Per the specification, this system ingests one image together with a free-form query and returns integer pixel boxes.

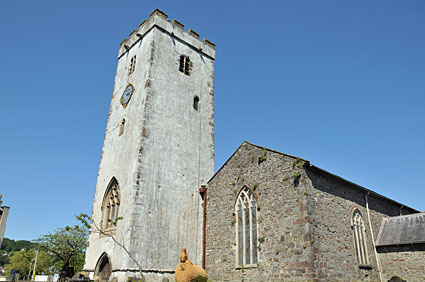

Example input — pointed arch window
[235,186,258,266]
[102,178,120,231]
[351,208,369,266]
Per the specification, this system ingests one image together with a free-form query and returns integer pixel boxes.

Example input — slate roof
[376,213,425,246]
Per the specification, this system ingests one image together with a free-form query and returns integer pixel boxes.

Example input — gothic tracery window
[352,208,369,265]
[102,178,120,231]
[235,186,258,266]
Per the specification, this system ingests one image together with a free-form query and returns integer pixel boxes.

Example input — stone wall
[128,15,215,272]
[84,9,215,282]
[305,167,415,281]
[378,244,425,282]
[205,142,420,281]
[206,143,315,281]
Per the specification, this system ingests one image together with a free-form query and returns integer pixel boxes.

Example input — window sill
[235,264,258,269]
[358,264,372,270]
[99,228,117,237]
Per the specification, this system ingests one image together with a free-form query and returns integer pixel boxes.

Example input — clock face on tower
[120,84,135,108]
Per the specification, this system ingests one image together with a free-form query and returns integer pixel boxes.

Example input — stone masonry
[205,142,420,281]
[378,244,425,281]
[84,9,215,282]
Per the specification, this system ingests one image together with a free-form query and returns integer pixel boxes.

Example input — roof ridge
[383,212,425,221]
[243,141,309,162]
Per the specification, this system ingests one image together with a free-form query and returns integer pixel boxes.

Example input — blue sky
[0,0,424,240]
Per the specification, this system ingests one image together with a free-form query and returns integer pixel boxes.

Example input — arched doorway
[95,253,111,282]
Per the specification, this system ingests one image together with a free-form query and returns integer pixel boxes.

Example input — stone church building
[205,142,425,281]
[84,9,425,282]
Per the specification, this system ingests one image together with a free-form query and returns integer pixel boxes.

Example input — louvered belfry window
[128,56,136,75]
[179,55,192,75]
[235,186,258,266]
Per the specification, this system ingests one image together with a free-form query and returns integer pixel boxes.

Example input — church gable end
[206,142,316,280]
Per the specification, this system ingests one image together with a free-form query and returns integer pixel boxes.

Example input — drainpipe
[365,192,383,282]
[199,184,208,269]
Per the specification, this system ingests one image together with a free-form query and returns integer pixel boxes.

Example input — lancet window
[193,96,200,111]
[235,186,258,266]
[352,208,369,265]
[119,119,125,136]
[102,178,120,231]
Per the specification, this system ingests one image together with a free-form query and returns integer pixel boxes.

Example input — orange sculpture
[175,248,208,282]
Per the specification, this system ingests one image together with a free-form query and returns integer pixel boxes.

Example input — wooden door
[98,257,111,282]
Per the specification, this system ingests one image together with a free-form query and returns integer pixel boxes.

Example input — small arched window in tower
[128,56,136,75]
[102,178,120,232]
[119,119,125,136]
[179,55,192,75]
[235,186,258,266]
[351,208,369,266]
[193,96,200,111]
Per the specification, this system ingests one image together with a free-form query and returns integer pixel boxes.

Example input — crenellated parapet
[118,9,215,60]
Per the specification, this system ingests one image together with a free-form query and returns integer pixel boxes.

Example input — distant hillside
[1,238,35,253]
[0,238,36,267]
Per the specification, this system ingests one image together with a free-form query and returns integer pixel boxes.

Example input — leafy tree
[1,238,37,270]
[4,249,52,278]
[36,224,88,282]
[0,250,10,267]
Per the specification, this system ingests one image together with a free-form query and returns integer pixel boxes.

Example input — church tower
[84,9,215,282]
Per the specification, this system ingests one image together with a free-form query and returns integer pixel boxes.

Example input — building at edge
[0,195,10,249]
